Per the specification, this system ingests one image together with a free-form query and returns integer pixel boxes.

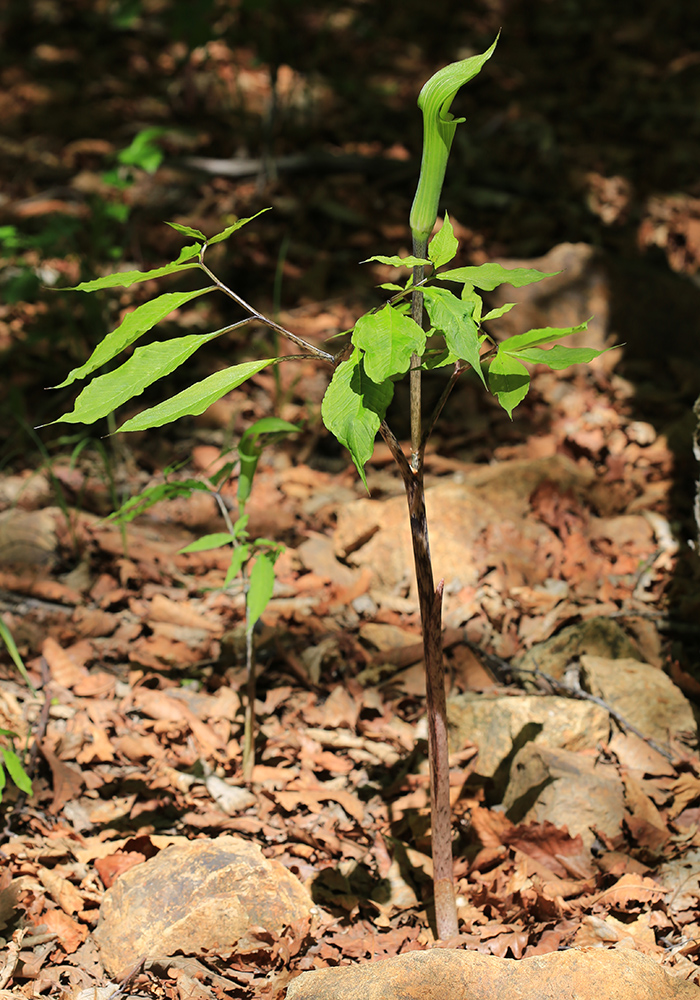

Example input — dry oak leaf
[37,908,87,954]
[37,868,83,917]
[590,872,668,910]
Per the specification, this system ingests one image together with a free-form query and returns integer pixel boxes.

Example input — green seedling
[44,38,611,938]
[0,728,33,804]
[106,419,297,781]
[0,621,36,804]
[178,416,298,781]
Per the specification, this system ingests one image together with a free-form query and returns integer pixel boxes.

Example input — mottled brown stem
[380,359,459,938]
[409,237,427,471]
[404,467,458,940]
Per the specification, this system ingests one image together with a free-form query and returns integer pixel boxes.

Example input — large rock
[95,836,313,975]
[448,692,609,778]
[580,655,697,746]
[286,947,700,1000]
[334,455,594,602]
[501,744,625,848]
[514,617,642,682]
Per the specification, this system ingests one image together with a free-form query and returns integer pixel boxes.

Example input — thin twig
[198,248,335,362]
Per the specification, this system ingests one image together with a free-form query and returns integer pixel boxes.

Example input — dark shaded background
[2,0,700,633]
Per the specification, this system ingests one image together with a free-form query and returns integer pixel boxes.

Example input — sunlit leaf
[116,358,278,432]
[361,254,431,268]
[179,532,237,554]
[52,287,213,388]
[321,347,394,490]
[352,306,426,382]
[65,254,200,292]
[499,320,590,352]
[224,545,250,587]
[428,213,458,269]
[166,221,206,241]
[1,748,32,795]
[51,329,222,425]
[206,208,272,245]
[504,343,611,369]
[435,263,557,291]
[482,302,516,321]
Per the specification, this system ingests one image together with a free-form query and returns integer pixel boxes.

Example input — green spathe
[410,37,499,244]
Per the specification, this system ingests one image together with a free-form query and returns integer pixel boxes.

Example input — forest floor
[2,3,700,998]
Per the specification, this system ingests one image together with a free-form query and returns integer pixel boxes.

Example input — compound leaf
[499,320,590,353]
[362,254,431,268]
[52,287,213,388]
[51,329,222,425]
[166,221,207,241]
[1,748,32,795]
[179,532,237,554]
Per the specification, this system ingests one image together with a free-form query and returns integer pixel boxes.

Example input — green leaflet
[116,358,278,433]
[107,479,210,524]
[321,347,394,490]
[482,302,516,322]
[352,306,426,382]
[499,320,590,352]
[52,287,214,388]
[410,37,499,243]
[362,254,431,268]
[238,417,299,509]
[207,208,272,246]
[428,213,458,269]
[0,619,36,695]
[422,286,485,386]
[65,249,200,292]
[487,352,531,418]
[1,748,32,795]
[505,344,609,370]
[166,221,207,241]
[51,329,222,425]
[435,263,557,291]
[246,550,277,631]
[179,532,237,554]
[224,545,250,588]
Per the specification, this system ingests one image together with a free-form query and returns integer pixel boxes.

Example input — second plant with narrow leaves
[46,38,609,939]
